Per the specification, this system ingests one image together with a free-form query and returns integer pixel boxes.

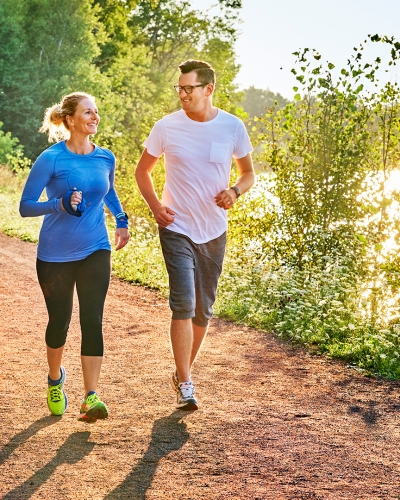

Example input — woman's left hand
[115,228,130,250]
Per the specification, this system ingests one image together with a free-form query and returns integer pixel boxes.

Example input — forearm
[19,198,62,217]
[232,170,255,196]
[104,188,124,216]
[135,169,162,214]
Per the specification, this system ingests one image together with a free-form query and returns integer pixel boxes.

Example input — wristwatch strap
[230,186,240,198]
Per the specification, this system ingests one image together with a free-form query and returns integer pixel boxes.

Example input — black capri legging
[36,250,111,356]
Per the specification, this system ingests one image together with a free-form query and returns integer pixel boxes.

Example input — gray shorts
[159,228,227,327]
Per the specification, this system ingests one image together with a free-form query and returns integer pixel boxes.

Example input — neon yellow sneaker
[78,392,108,422]
[47,366,68,416]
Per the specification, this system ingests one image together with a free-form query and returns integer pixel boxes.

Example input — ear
[205,83,214,97]
[66,115,74,127]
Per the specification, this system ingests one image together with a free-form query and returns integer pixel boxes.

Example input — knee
[193,306,213,327]
[45,326,68,349]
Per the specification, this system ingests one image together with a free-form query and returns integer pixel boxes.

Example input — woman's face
[68,98,100,137]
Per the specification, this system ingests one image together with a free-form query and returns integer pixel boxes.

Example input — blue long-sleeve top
[20,140,126,262]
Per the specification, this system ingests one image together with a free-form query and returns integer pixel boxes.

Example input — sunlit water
[247,169,400,324]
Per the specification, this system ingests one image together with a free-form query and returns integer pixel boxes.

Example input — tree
[241,86,290,118]
[128,0,242,112]
[0,0,107,158]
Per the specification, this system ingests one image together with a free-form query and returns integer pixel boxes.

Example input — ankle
[48,368,62,384]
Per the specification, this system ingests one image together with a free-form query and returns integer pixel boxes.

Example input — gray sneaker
[176,381,198,411]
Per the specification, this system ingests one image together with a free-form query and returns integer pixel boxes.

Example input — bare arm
[214,153,255,209]
[135,148,176,227]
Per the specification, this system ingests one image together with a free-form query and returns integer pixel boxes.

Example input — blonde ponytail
[40,103,70,142]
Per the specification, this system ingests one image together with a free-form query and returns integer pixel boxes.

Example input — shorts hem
[171,311,195,320]
[192,318,210,327]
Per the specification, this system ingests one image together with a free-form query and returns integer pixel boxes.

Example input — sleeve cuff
[116,219,129,229]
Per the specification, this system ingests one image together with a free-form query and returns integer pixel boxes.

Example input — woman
[20,92,130,422]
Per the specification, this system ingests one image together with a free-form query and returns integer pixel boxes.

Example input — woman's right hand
[60,188,82,212]
[70,188,82,210]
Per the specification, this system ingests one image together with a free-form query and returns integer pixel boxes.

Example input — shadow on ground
[2,431,95,500]
[0,415,61,465]
[105,411,189,500]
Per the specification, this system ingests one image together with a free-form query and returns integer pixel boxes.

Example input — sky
[190,0,400,98]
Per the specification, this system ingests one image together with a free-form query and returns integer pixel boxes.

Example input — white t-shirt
[143,109,253,243]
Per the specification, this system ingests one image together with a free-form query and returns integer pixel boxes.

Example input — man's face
[178,71,211,113]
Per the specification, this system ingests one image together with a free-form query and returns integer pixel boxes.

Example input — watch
[116,211,129,220]
[230,186,240,199]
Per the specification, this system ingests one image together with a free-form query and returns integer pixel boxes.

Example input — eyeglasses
[173,84,208,94]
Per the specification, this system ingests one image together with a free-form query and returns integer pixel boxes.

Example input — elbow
[19,200,34,218]
[19,203,28,217]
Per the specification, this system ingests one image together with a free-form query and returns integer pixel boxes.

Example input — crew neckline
[182,108,220,124]
[61,140,97,157]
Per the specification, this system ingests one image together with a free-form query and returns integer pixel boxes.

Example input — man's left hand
[115,228,130,250]
[214,188,237,210]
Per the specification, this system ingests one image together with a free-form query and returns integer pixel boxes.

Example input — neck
[65,134,94,155]
[184,105,218,122]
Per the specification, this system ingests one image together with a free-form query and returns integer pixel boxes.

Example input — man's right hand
[153,204,176,227]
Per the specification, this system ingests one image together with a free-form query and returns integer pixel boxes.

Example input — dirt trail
[0,233,400,500]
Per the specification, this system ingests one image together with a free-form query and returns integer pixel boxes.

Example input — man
[135,59,254,411]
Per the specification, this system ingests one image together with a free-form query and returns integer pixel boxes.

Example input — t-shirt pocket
[209,142,230,163]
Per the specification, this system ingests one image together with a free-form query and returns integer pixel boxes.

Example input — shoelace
[48,386,62,403]
[179,383,195,398]
[85,394,100,406]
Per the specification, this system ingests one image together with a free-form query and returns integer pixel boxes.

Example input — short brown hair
[40,92,95,142]
[178,59,216,86]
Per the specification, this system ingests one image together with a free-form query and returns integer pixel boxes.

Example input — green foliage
[0,167,42,241]
[111,218,168,292]
[216,247,400,378]
[0,0,243,162]
[241,86,290,119]
[0,0,107,158]
[251,46,379,271]
[0,122,20,165]
[0,123,32,174]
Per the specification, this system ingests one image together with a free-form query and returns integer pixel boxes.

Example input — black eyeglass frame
[173,83,209,94]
